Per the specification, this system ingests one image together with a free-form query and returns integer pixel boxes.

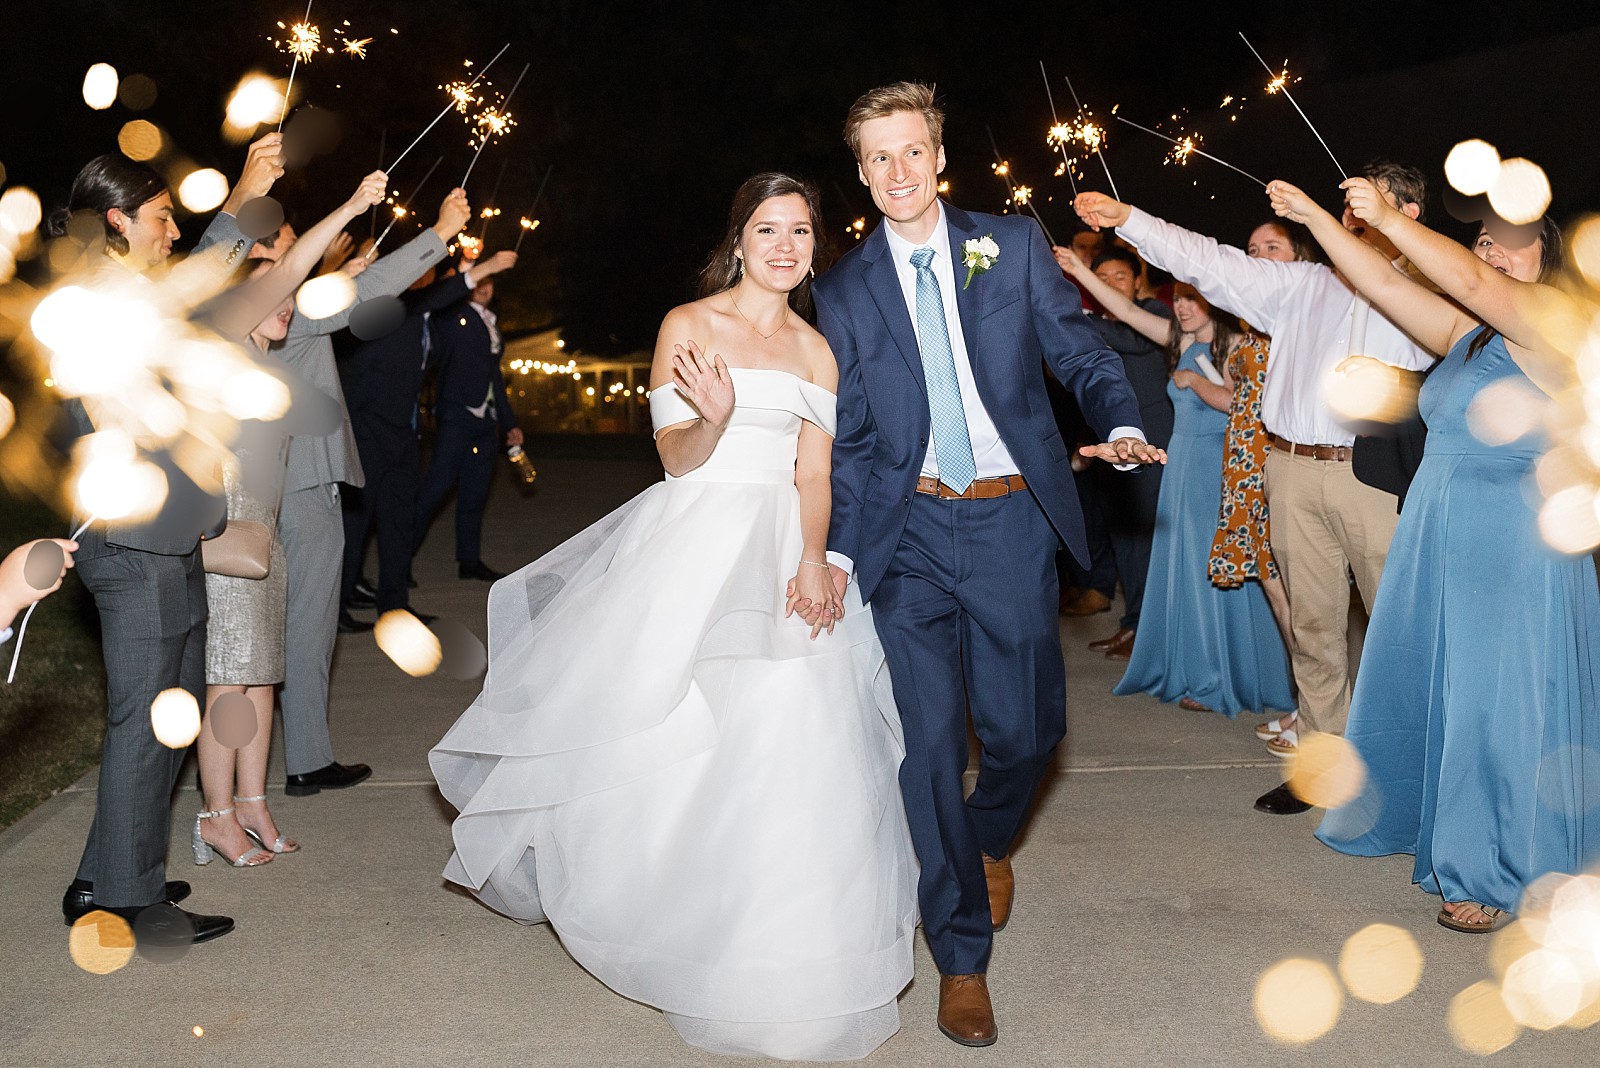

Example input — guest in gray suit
[240,187,472,796]
[52,139,302,940]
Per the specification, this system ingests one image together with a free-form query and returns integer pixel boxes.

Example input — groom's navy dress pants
[869,487,1066,977]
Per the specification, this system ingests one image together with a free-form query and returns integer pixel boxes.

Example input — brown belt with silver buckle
[915,474,1029,499]
[1269,434,1353,462]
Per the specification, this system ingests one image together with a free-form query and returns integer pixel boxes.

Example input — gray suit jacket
[196,215,449,493]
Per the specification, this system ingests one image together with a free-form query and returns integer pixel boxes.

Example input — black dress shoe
[458,560,505,582]
[1254,782,1313,815]
[63,879,192,925]
[353,577,378,599]
[286,761,373,797]
[337,610,375,634]
[347,584,377,609]
[93,902,234,944]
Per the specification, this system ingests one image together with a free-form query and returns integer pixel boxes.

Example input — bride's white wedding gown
[430,368,918,1060]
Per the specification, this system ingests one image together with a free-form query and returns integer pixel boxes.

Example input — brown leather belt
[1269,433,1353,462]
[915,474,1029,499]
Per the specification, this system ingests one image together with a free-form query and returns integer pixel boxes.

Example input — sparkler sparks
[443,80,480,115]
[1239,33,1346,179]
[343,37,372,58]
[1114,115,1266,188]
[386,43,509,172]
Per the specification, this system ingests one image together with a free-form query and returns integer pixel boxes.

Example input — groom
[814,82,1163,1047]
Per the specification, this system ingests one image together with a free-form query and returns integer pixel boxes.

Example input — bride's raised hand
[671,340,734,429]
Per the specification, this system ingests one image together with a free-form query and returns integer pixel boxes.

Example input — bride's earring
[808,266,815,280]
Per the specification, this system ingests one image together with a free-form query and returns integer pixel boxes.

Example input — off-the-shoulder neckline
[657,366,836,399]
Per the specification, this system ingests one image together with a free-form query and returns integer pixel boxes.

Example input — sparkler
[1041,63,1120,200]
[368,156,443,258]
[386,43,510,172]
[1114,115,1266,187]
[476,157,511,243]
[1037,63,1079,197]
[461,62,530,188]
[343,37,372,58]
[276,0,318,132]
[1239,33,1347,180]
[513,165,554,253]
[984,126,1056,246]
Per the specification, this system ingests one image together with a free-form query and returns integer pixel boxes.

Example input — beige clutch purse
[201,519,272,579]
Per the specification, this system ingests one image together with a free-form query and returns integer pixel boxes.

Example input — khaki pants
[1264,450,1400,735]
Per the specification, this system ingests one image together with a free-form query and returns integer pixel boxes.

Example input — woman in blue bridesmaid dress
[1269,176,1599,933]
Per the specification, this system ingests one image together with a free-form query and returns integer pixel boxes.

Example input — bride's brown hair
[698,173,831,322]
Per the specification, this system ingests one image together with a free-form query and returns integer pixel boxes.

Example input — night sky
[6,0,1598,353]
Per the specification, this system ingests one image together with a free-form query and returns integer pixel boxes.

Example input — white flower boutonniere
[961,235,1000,290]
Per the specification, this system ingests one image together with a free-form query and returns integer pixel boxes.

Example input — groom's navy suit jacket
[814,203,1144,601]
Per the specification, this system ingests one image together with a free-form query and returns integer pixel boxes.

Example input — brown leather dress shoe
[983,853,1014,931]
[1087,626,1133,652]
[1104,630,1136,661]
[938,973,997,1046]
[1060,588,1113,616]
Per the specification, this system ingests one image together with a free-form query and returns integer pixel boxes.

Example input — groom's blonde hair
[844,82,943,162]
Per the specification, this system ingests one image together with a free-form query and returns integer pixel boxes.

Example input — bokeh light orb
[1538,485,1600,554]
[82,63,119,110]
[178,169,229,214]
[1449,980,1522,1054]
[225,75,286,137]
[150,688,201,749]
[1253,958,1343,1045]
[1444,139,1501,197]
[375,610,442,677]
[1501,947,1585,1030]
[1338,923,1423,1004]
[0,391,14,441]
[1572,217,1600,289]
[0,186,43,236]
[1466,377,1547,446]
[220,368,292,421]
[1487,158,1552,227]
[69,910,135,975]
[117,120,164,162]
[295,272,358,320]
[1287,732,1367,809]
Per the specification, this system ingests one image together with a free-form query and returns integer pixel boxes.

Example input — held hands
[320,231,355,275]
[1073,192,1132,232]
[1265,180,1320,225]
[1051,245,1089,278]
[476,250,518,278]
[786,562,843,639]
[1078,437,1167,465]
[344,171,389,216]
[671,340,734,429]
[1339,177,1396,231]
[223,133,286,215]
[433,188,472,240]
[0,539,77,628]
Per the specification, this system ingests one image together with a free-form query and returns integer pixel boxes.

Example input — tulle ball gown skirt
[431,462,918,1060]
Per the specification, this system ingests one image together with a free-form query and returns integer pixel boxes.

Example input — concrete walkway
[0,452,1590,1066]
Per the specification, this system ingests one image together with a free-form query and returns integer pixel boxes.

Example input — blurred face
[472,277,495,304]
[1071,231,1105,263]
[1093,258,1137,301]
[1172,284,1212,332]
[856,110,946,240]
[1247,224,1296,262]
[248,261,294,342]
[1473,229,1543,283]
[111,191,179,270]
[736,193,814,293]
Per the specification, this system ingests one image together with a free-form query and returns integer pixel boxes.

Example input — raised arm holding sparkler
[1268,177,1574,395]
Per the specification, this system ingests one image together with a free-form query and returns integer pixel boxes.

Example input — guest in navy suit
[413,258,523,581]
[343,250,518,613]
[813,82,1164,1047]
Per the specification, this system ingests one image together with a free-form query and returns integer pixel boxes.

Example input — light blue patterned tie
[910,247,977,493]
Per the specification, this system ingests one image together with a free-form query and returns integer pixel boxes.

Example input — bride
[430,173,918,1060]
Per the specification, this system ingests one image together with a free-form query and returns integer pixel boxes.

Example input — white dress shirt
[1119,206,1432,447]
[883,203,1021,480]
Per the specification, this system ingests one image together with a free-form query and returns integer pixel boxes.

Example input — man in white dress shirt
[1075,161,1435,815]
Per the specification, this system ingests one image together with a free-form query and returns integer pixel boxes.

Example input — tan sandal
[1438,901,1504,933]
[1179,697,1214,713]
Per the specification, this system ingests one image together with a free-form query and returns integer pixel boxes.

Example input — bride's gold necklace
[729,290,788,341]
